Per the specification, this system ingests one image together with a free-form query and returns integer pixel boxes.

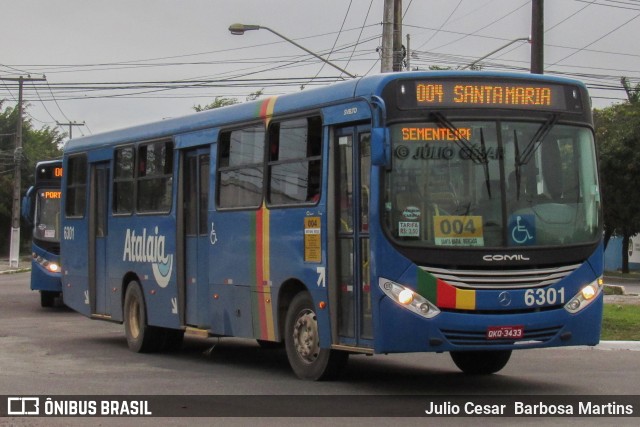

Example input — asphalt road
[1,272,639,426]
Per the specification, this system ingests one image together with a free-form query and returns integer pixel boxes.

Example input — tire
[284,291,348,380]
[450,350,512,375]
[123,281,163,353]
[40,291,56,308]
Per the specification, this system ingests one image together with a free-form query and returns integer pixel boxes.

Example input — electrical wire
[549,10,640,66]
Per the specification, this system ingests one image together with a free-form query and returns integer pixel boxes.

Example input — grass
[601,303,640,341]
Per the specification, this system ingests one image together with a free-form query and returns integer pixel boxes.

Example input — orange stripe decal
[255,206,275,340]
[259,96,277,124]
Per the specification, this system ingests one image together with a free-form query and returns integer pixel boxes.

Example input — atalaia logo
[122,226,173,288]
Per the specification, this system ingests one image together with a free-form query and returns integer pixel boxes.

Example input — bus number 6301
[524,288,565,306]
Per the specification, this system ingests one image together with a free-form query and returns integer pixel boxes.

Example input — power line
[575,0,640,11]
[549,10,640,66]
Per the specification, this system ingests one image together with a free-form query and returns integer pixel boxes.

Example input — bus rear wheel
[450,350,512,375]
[123,281,164,353]
[284,291,348,380]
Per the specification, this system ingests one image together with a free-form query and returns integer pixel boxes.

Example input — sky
[1,0,639,139]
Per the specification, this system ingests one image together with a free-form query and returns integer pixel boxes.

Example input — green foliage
[602,303,640,341]
[193,96,239,112]
[621,77,640,104]
[193,90,264,112]
[594,100,640,272]
[0,101,64,255]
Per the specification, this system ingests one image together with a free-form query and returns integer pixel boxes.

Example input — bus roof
[63,71,587,154]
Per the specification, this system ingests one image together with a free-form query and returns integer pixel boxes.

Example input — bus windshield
[34,188,61,243]
[384,119,600,248]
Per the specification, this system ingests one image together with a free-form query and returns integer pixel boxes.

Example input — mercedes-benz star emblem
[498,291,512,307]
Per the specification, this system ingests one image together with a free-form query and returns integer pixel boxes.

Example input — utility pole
[406,34,411,71]
[392,0,403,72]
[531,0,544,74]
[57,121,85,139]
[381,0,394,72]
[381,0,403,72]
[0,75,47,268]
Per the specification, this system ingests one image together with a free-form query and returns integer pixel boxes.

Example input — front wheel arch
[123,280,164,353]
[284,291,348,380]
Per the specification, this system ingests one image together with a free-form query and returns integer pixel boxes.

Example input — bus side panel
[268,207,330,344]
[209,210,261,338]
[61,217,91,317]
[209,206,328,343]
[113,214,181,329]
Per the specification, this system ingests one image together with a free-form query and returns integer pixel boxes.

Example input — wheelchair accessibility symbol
[509,214,536,245]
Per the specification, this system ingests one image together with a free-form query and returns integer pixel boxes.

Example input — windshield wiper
[432,113,494,199]
[479,127,492,199]
[513,130,521,200]
[432,112,486,165]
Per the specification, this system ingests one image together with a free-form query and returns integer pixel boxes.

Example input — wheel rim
[292,308,320,364]
[128,298,141,339]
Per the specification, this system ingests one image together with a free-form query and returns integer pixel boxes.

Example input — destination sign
[37,165,63,180]
[43,191,62,199]
[397,79,581,112]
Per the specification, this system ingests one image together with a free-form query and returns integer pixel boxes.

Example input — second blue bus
[22,160,63,307]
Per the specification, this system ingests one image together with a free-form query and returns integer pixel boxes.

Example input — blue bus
[22,160,63,307]
[61,71,603,379]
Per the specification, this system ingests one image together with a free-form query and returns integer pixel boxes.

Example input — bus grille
[440,326,562,346]
[422,264,580,290]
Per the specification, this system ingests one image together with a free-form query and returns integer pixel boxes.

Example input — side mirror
[371,127,391,168]
[21,186,34,226]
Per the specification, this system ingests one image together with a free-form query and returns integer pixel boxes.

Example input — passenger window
[268,116,322,206]
[218,125,265,209]
[137,140,173,213]
[64,154,87,218]
[113,146,135,214]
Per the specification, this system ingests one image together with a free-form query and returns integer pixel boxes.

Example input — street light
[460,37,531,71]
[228,23,356,78]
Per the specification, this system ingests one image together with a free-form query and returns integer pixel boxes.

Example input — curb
[596,341,640,351]
[0,267,31,275]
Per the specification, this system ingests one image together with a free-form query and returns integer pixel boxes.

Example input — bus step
[185,327,210,338]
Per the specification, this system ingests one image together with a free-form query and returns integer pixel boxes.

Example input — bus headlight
[564,278,603,314]
[379,278,441,319]
[33,252,61,274]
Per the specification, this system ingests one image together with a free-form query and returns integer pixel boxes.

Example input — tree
[193,90,264,112]
[0,102,64,255]
[193,96,239,112]
[594,90,640,273]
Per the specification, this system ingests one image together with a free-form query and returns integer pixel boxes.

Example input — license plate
[486,325,524,340]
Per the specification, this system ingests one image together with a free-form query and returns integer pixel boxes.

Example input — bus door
[334,126,373,348]
[89,162,110,316]
[182,148,210,327]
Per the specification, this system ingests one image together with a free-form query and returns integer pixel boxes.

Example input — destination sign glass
[398,79,582,112]
[42,190,62,199]
[37,165,63,180]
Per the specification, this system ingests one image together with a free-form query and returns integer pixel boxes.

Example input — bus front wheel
[284,291,348,380]
[123,281,163,353]
[450,350,512,375]
[40,291,57,308]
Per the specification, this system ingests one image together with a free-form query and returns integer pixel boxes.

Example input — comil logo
[122,227,173,288]
[482,254,530,262]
